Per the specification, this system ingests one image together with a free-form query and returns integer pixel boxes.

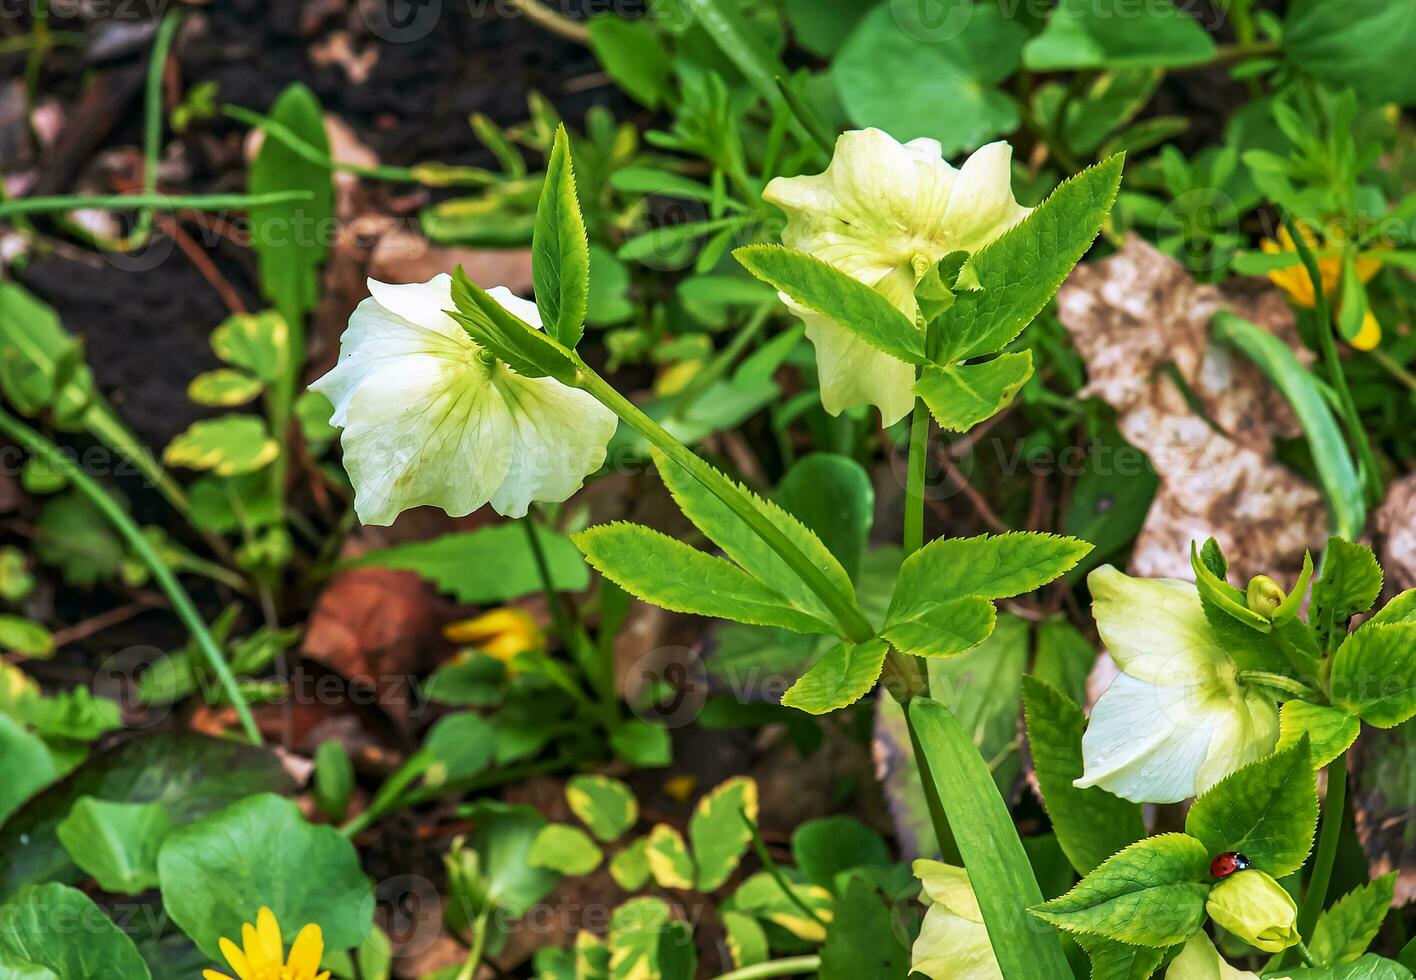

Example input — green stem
[119,10,182,251]
[0,409,261,744]
[903,395,930,558]
[571,359,876,645]
[0,191,313,219]
[740,808,828,928]
[712,956,821,980]
[1367,348,1416,394]
[1297,751,1348,941]
[523,517,614,712]
[454,908,491,980]
[1293,940,1317,968]
[1235,670,1322,702]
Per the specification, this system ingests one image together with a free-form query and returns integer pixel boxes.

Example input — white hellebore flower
[311,275,617,526]
[1075,565,1279,804]
[762,128,1031,425]
[1165,934,1278,980]
[909,861,1002,980]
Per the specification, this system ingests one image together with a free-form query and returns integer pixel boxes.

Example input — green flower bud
[1246,575,1286,618]
[1206,870,1299,952]
[442,835,491,935]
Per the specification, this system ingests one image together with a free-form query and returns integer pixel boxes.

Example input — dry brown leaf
[1056,236,1326,583]
[1375,472,1416,592]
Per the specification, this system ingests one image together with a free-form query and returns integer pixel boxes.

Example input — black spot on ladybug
[1210,851,1252,879]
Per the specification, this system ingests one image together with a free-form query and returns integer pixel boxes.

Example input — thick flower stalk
[204,907,329,980]
[909,860,1003,980]
[762,128,1031,424]
[311,275,617,525]
[1074,565,1279,803]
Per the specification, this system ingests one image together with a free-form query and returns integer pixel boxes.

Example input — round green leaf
[188,369,264,407]
[56,797,173,895]
[156,793,373,959]
[0,884,151,980]
[566,774,638,843]
[163,415,279,476]
[528,824,603,876]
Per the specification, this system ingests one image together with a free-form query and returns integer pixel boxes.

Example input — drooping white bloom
[762,128,1031,424]
[909,861,1002,980]
[311,274,617,526]
[1074,565,1280,804]
[1165,934,1269,980]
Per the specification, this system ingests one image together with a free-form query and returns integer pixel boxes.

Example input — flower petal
[1088,565,1227,685]
[913,860,982,923]
[792,300,916,425]
[286,923,325,979]
[910,903,1003,980]
[255,908,283,968]
[940,142,1031,253]
[218,936,253,980]
[764,128,960,284]
[487,371,618,518]
[366,274,465,341]
[1165,933,1260,980]
[1076,672,1278,803]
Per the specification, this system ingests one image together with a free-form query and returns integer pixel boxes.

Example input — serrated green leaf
[163,415,278,476]
[1313,538,1384,638]
[533,125,589,348]
[915,351,1034,431]
[734,245,924,365]
[188,369,264,407]
[609,837,651,891]
[1277,701,1361,768]
[211,310,289,385]
[574,523,835,634]
[529,824,603,876]
[1281,955,1414,979]
[781,638,889,714]
[652,451,861,631]
[644,824,694,890]
[55,797,172,895]
[1311,874,1397,967]
[1074,933,1168,980]
[1184,739,1318,878]
[689,777,757,891]
[1023,677,1145,876]
[1030,834,1211,947]
[449,266,576,380]
[883,532,1090,657]
[909,697,1073,975]
[1332,624,1416,728]
[566,775,638,844]
[932,155,1123,362]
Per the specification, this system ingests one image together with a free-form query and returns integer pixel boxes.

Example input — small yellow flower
[443,607,542,661]
[1261,224,1382,350]
[203,907,329,980]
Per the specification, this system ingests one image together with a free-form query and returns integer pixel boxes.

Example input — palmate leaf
[1022,677,1145,876]
[931,154,1124,362]
[573,523,836,634]
[1029,833,1211,948]
[532,125,589,348]
[883,532,1091,658]
[914,351,1034,432]
[734,245,925,365]
[781,638,889,714]
[1184,739,1318,878]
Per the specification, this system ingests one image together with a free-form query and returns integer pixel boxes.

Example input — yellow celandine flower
[1261,225,1382,351]
[443,607,543,661]
[203,907,330,980]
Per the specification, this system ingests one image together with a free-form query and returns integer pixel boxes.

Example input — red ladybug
[1210,852,1252,879]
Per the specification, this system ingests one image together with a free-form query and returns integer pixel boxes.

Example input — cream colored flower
[311,275,617,525]
[762,129,1031,424]
[909,860,1002,980]
[1074,565,1279,803]
[1166,934,1273,980]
